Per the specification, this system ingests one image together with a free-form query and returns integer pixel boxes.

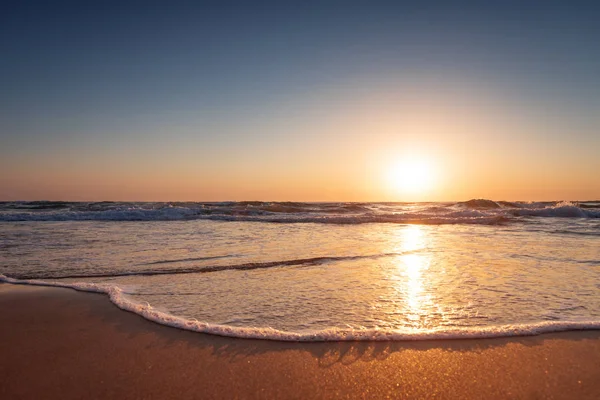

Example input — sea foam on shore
[3,274,600,342]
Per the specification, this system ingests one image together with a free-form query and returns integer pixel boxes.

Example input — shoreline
[2,284,600,399]
[3,276,599,342]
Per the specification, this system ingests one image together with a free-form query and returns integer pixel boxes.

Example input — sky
[1,0,599,201]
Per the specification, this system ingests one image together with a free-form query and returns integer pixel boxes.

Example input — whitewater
[1,200,599,341]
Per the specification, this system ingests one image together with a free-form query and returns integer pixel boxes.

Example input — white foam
[515,203,599,218]
[2,274,600,342]
[2,199,598,223]
[0,207,197,222]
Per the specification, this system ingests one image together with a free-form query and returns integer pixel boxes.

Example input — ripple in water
[1,202,599,341]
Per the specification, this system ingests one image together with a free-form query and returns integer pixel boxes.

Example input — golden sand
[1,284,599,399]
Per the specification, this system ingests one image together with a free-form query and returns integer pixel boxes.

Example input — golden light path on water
[389,225,437,329]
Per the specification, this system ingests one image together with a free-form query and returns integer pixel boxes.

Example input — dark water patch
[0,201,73,210]
[551,230,600,237]
[138,254,238,266]
[459,199,502,209]
[7,252,407,280]
[497,201,520,208]
[579,203,600,209]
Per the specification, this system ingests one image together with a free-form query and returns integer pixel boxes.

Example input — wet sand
[1,284,600,399]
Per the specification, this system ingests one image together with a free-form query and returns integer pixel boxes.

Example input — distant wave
[511,202,598,218]
[0,200,598,223]
[6,253,406,280]
[551,230,600,237]
[458,199,504,209]
[2,274,600,342]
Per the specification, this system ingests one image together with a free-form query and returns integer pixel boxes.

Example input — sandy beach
[0,284,599,399]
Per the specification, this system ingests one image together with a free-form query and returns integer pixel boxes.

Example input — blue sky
[1,1,599,200]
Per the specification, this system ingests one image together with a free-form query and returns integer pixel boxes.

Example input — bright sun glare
[388,158,435,195]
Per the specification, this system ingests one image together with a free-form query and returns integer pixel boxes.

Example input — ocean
[1,200,599,341]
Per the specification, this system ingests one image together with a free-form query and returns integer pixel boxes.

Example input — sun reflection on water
[400,224,426,253]
[393,225,435,328]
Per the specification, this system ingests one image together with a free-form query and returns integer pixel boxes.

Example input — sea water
[1,200,599,341]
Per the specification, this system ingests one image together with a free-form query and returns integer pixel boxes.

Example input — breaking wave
[2,274,600,342]
[0,200,598,223]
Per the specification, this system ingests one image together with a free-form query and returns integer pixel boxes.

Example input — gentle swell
[7,253,406,280]
[139,255,237,266]
[2,274,600,342]
[0,200,598,223]
[199,214,512,225]
[0,211,512,225]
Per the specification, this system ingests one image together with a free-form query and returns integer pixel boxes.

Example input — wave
[458,199,503,209]
[0,200,598,223]
[2,274,600,342]
[512,202,599,218]
[139,255,237,266]
[551,230,600,237]
[6,253,405,280]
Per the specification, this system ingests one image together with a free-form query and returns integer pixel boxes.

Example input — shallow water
[1,200,599,341]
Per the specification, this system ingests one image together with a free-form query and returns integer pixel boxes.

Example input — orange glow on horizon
[0,75,598,202]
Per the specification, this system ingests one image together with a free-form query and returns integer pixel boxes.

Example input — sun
[388,158,435,195]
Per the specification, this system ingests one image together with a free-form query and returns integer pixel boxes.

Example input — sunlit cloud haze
[1,1,599,201]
